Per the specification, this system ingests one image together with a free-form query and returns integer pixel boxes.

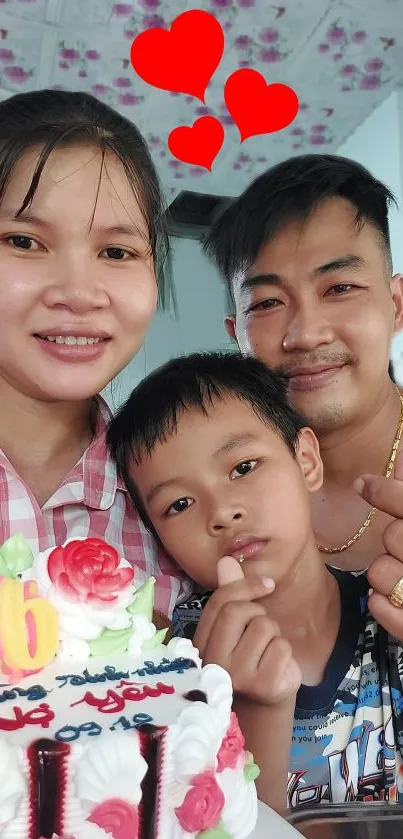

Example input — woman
[0,88,190,616]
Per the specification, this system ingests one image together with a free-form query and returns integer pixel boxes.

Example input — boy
[107,352,403,812]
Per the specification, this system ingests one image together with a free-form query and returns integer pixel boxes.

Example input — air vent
[166,190,234,240]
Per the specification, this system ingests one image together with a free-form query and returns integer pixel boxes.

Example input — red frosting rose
[88,798,138,839]
[47,538,134,605]
[217,711,245,772]
[174,772,224,832]
[38,835,76,839]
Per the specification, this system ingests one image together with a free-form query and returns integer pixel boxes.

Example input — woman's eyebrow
[0,209,51,225]
[92,222,146,239]
[0,210,145,240]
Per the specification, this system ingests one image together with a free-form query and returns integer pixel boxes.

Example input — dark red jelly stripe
[184,689,207,703]
[27,739,70,839]
[138,725,165,839]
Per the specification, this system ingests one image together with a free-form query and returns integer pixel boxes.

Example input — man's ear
[391,274,403,336]
[295,427,323,492]
[224,315,238,344]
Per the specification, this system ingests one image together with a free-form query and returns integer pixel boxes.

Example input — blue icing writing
[110,713,153,731]
[54,713,153,741]
[0,684,48,703]
[55,721,102,742]
[56,659,195,688]
[56,665,130,689]
[132,657,196,677]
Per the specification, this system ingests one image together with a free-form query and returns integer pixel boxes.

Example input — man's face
[227,198,403,432]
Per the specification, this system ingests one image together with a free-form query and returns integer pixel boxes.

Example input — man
[204,153,403,638]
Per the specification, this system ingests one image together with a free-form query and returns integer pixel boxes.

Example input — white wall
[337,90,403,378]
[170,237,233,356]
[337,90,403,270]
[103,237,232,411]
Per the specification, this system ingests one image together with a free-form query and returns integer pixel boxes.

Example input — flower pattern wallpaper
[0,0,402,201]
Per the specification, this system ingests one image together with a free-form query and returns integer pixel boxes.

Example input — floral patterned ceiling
[0,0,403,202]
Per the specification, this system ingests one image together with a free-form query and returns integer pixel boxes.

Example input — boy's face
[131,396,323,589]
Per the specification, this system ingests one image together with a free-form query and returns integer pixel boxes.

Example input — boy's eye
[7,235,41,251]
[166,497,193,516]
[230,460,257,479]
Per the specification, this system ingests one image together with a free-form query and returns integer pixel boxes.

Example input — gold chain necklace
[317,393,403,555]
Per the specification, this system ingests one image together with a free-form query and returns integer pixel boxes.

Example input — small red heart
[131,9,224,102]
[224,69,299,141]
[168,116,224,171]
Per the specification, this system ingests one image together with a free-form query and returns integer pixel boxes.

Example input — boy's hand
[194,556,302,706]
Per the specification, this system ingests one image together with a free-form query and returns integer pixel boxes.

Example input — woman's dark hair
[0,88,169,298]
[107,351,307,533]
[204,154,397,298]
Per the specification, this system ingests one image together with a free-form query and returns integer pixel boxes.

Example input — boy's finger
[194,574,274,653]
[201,602,273,665]
[217,555,245,586]
[229,613,282,678]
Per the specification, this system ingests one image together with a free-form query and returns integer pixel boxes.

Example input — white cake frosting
[0,536,259,839]
[0,740,26,828]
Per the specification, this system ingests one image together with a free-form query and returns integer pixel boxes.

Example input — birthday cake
[0,536,259,839]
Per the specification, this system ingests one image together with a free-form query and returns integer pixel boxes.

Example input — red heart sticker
[130,9,224,102]
[224,69,299,141]
[168,116,224,171]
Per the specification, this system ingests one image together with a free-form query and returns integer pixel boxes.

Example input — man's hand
[356,450,403,637]
[194,556,302,706]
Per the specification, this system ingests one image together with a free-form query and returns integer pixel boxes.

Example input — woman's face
[0,144,158,403]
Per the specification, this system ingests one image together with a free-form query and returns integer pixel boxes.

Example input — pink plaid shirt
[0,397,192,617]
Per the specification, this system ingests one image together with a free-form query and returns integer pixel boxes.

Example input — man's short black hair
[107,351,307,533]
[203,154,397,297]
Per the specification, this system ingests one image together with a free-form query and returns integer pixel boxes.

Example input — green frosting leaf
[243,757,260,782]
[0,533,34,578]
[88,626,133,657]
[0,554,9,577]
[127,577,155,620]
[142,628,168,649]
[197,822,231,839]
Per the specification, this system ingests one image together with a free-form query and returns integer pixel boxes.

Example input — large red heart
[130,9,224,102]
[168,116,224,171]
[224,69,299,141]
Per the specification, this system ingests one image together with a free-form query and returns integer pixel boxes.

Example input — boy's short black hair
[203,154,396,298]
[107,351,307,533]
